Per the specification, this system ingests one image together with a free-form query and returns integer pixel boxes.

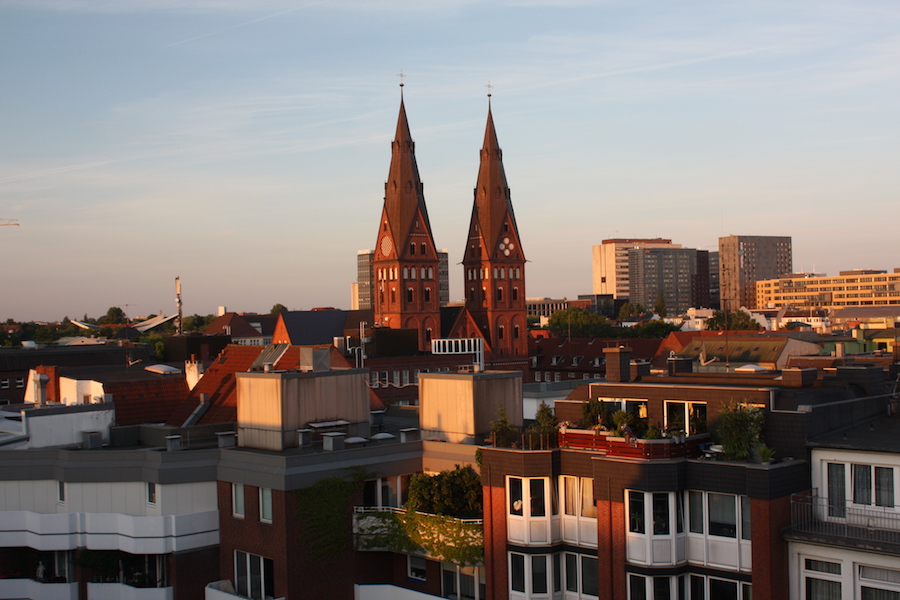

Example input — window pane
[530,479,546,517]
[565,554,578,592]
[553,553,561,593]
[805,559,841,575]
[564,477,577,516]
[510,554,525,592]
[629,491,645,533]
[676,493,684,534]
[581,556,598,597]
[262,558,274,600]
[689,491,704,533]
[233,483,244,516]
[260,487,272,522]
[581,478,597,518]
[875,467,894,508]
[708,493,736,538]
[630,574,647,600]
[827,463,846,518]
[854,464,872,505]
[690,575,706,600]
[653,493,670,535]
[741,496,751,540]
[861,587,900,600]
[532,555,548,594]
[509,478,523,516]
[709,578,738,600]
[235,551,248,597]
[249,554,262,600]
[806,577,841,600]
[654,576,671,599]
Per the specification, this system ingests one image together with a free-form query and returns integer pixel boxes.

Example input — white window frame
[234,550,274,600]
[57,481,65,503]
[233,483,245,518]
[147,482,157,505]
[408,555,427,582]
[259,487,272,523]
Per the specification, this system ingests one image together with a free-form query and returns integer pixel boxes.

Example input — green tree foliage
[618,302,634,321]
[182,314,215,332]
[548,307,614,338]
[715,401,765,461]
[706,310,761,331]
[527,401,557,434]
[632,320,680,338]
[654,292,667,318]
[97,306,126,325]
[406,466,482,519]
[490,404,518,448]
[270,303,288,315]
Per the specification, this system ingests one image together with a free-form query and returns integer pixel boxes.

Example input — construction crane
[0,219,20,227]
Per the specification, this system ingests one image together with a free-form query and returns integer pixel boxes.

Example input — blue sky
[1,0,898,322]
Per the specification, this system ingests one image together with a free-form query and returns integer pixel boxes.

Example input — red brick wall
[483,484,509,600]
[750,495,791,600]
[596,499,627,600]
[169,547,219,600]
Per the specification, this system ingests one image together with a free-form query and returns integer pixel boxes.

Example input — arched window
[421,242,426,254]
[402,267,408,279]
[391,288,396,303]
[407,288,414,303]
[500,268,505,279]
[428,267,433,280]
[513,287,519,301]
[497,287,504,302]
[498,325,505,340]
[515,268,521,279]
[425,328,432,343]
[482,287,487,307]
[424,288,431,302]
[410,268,416,280]
[493,267,498,279]
[421,267,426,279]
[469,288,475,302]
[409,242,415,255]
[514,324,520,339]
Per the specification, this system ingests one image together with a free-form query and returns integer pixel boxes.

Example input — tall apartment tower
[719,235,792,310]
[462,103,528,358]
[357,248,449,310]
[592,239,682,298]
[372,96,442,350]
[627,247,703,316]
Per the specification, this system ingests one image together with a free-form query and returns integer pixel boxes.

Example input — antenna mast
[175,277,183,335]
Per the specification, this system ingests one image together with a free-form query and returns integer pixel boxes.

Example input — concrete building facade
[719,235,792,311]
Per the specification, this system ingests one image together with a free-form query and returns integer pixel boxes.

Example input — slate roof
[809,415,900,454]
[0,345,153,372]
[277,310,363,345]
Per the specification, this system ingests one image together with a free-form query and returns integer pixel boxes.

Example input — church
[368,89,529,370]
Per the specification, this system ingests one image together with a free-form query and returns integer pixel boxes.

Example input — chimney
[216,431,237,448]
[166,435,182,452]
[604,346,632,382]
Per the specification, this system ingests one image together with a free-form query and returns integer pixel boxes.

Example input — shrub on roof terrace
[715,401,764,461]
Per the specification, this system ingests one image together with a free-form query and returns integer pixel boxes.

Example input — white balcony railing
[791,491,900,546]
[87,582,173,600]
[0,579,78,600]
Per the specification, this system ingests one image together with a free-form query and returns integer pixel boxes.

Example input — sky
[1,0,898,322]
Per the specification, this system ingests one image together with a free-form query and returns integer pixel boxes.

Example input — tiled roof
[204,313,266,339]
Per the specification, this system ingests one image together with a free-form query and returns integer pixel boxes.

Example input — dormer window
[572,356,583,366]
[551,355,563,365]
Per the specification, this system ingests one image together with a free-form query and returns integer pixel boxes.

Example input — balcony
[789,491,900,552]
[557,428,707,459]
[353,506,483,565]
[87,583,174,600]
[0,579,78,600]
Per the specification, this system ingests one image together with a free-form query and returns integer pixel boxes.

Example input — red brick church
[371,90,528,369]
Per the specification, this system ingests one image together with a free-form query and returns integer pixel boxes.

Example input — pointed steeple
[373,92,441,350]
[461,100,527,359]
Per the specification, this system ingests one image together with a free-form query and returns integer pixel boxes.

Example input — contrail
[164,1,329,48]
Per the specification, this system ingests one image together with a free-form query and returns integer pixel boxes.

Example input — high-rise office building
[592,239,681,299]
[627,247,701,316]
[719,235,792,310]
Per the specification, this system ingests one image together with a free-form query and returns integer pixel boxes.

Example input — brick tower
[462,100,528,359]
[372,91,442,351]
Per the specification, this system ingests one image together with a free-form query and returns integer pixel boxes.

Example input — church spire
[461,99,527,359]
[373,91,441,350]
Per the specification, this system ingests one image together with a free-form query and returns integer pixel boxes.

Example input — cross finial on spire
[398,71,406,88]
[486,81,493,98]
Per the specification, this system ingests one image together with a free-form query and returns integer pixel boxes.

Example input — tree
[527,401,557,434]
[633,320,680,338]
[98,307,126,325]
[406,466,482,519]
[618,302,634,321]
[715,401,764,461]
[490,404,518,448]
[706,310,761,331]
[654,292,667,318]
[548,307,613,338]
[270,303,288,315]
